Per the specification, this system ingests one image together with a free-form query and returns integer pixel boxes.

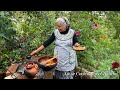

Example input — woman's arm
[73,32,80,47]
[43,32,55,48]
[30,45,45,55]
[30,32,55,56]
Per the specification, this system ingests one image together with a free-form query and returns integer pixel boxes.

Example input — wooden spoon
[40,56,58,65]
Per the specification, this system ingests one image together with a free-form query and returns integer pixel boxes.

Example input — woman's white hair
[56,16,70,28]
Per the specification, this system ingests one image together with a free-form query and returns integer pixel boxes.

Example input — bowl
[37,56,57,71]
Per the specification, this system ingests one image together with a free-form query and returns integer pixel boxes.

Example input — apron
[54,29,78,71]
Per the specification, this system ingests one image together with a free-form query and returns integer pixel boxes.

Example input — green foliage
[0,11,120,79]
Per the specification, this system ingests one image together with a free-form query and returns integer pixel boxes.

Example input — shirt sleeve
[43,32,55,48]
[73,32,78,45]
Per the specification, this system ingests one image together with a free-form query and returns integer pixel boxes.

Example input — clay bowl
[37,56,57,71]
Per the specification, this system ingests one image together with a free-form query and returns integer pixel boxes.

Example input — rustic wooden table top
[4,57,54,79]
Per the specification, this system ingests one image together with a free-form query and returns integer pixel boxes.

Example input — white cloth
[54,29,78,71]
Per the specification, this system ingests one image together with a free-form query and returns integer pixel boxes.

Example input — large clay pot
[37,56,57,71]
[24,62,38,78]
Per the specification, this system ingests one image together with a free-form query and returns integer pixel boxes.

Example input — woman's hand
[74,42,80,47]
[30,50,39,56]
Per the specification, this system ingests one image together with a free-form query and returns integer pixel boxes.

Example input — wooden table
[4,61,54,79]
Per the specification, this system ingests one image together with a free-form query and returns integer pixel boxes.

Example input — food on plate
[73,46,86,51]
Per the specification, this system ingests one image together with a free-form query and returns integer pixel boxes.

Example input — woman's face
[56,22,66,32]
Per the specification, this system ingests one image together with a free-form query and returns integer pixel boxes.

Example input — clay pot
[37,56,57,71]
[24,62,38,78]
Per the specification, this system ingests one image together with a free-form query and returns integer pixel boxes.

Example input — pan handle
[26,55,32,60]
[26,55,38,63]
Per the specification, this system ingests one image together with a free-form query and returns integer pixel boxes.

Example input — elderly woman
[30,16,80,79]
